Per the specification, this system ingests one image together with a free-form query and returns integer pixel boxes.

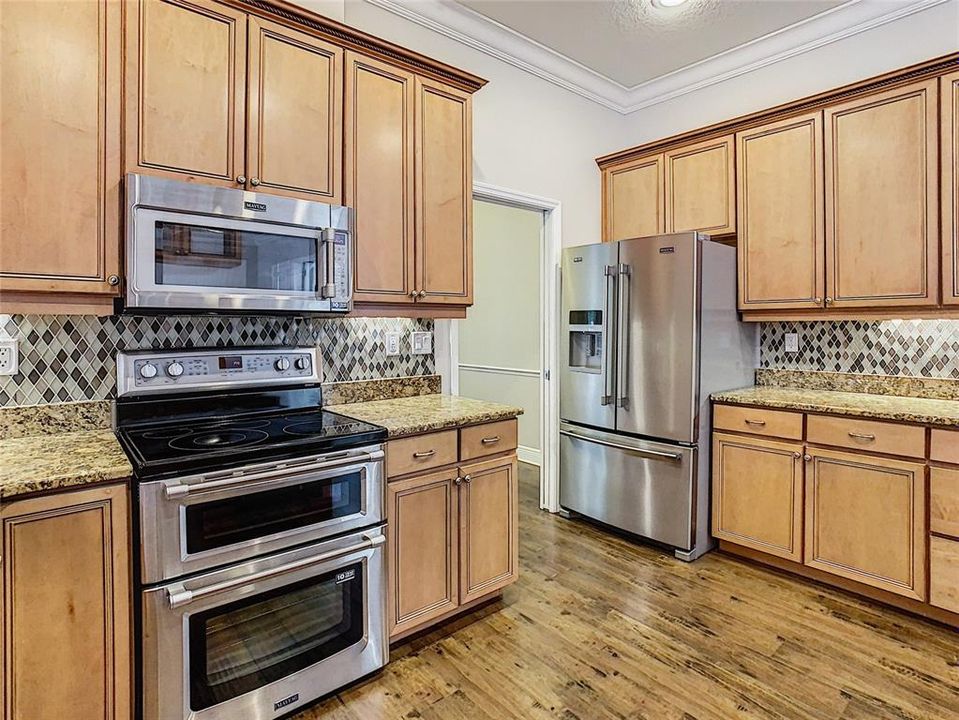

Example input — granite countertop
[329,394,524,437]
[0,401,132,501]
[712,385,959,428]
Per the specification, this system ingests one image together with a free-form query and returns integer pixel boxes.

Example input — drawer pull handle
[481,436,501,444]
[413,450,436,459]
[744,419,767,426]
[848,432,876,441]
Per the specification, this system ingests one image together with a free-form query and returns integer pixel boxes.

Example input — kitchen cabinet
[943,70,959,305]
[804,448,926,601]
[736,112,825,311]
[0,0,121,310]
[823,79,939,309]
[712,433,804,562]
[458,455,519,604]
[602,153,665,242]
[665,135,735,235]
[1,483,131,720]
[930,536,959,614]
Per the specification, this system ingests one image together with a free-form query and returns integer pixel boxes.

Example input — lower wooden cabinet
[1,484,131,720]
[930,536,959,613]
[804,448,926,601]
[712,433,804,562]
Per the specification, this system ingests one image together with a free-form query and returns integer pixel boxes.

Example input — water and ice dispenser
[567,310,604,373]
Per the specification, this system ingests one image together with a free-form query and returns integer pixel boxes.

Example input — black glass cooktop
[118,408,386,479]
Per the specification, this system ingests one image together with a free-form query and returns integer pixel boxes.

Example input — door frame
[436,182,562,513]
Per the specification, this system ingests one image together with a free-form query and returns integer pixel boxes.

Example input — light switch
[785,332,799,353]
[410,331,432,355]
[386,332,401,356]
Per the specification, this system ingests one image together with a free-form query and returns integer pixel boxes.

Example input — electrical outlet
[785,332,800,353]
[410,331,432,355]
[385,332,401,357]
[0,339,19,376]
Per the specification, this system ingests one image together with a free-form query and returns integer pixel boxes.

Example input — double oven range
[115,347,388,720]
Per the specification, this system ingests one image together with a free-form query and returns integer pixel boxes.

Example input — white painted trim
[459,363,539,378]
[517,445,541,467]
[433,319,454,394]
[363,0,953,114]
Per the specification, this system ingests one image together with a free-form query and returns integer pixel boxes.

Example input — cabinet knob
[236,175,247,185]
[463,474,472,484]
[250,177,261,187]
[825,297,833,305]
[454,476,463,486]
[418,290,427,298]
[409,290,417,299]
[814,297,822,304]
[793,451,801,459]
[804,454,812,462]
[107,274,120,286]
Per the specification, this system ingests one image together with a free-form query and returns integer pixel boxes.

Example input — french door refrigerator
[559,232,755,560]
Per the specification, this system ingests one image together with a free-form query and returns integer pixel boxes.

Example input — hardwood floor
[295,463,959,720]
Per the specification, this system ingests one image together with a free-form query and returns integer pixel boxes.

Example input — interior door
[559,242,618,431]
[615,234,698,443]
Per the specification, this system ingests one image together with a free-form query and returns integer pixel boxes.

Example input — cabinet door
[415,77,472,305]
[246,17,342,202]
[736,112,825,310]
[1,484,131,720]
[0,0,121,296]
[603,154,665,241]
[824,80,939,308]
[712,433,804,562]
[665,136,735,235]
[126,0,247,186]
[458,455,519,604]
[804,449,926,600]
[943,70,959,305]
[346,53,416,304]
[387,469,459,637]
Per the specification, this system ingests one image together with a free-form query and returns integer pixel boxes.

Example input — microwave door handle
[319,227,336,299]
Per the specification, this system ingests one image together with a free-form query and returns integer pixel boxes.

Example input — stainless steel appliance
[560,232,756,560]
[125,173,352,314]
[115,347,388,720]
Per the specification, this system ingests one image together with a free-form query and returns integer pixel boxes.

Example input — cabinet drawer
[930,536,959,614]
[460,419,518,461]
[388,430,458,478]
[931,467,959,539]
[931,429,959,465]
[713,404,803,440]
[806,415,924,458]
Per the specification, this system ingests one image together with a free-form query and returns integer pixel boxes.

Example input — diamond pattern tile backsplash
[760,320,959,378]
[0,314,434,407]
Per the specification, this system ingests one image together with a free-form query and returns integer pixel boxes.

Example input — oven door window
[184,471,363,554]
[154,220,318,293]
[188,562,364,711]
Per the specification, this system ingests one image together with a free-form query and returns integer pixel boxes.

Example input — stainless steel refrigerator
[559,232,756,560]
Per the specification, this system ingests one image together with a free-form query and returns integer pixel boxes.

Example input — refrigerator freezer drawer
[559,424,696,550]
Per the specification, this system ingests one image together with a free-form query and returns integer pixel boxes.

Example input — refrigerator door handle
[616,263,630,409]
[601,265,617,406]
[559,429,682,461]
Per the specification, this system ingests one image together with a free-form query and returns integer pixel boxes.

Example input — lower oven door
[142,525,387,720]
[139,445,384,584]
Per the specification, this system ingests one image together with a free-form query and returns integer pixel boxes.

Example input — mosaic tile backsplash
[760,320,959,379]
[0,314,434,407]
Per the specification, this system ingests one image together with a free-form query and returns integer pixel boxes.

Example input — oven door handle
[167,533,386,609]
[163,449,385,499]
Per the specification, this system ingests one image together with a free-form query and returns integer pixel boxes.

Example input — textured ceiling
[456,0,850,87]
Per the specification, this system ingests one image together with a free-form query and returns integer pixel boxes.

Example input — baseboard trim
[517,445,541,466]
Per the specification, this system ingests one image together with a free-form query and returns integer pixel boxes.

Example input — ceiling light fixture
[651,0,689,7]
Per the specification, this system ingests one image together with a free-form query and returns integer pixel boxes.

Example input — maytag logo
[244,201,267,212]
[659,246,675,254]
[274,693,299,712]
[572,256,583,263]
[335,569,356,584]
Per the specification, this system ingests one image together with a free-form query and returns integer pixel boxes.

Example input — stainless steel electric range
[114,347,388,720]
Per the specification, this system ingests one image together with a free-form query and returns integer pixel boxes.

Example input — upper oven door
[139,445,385,585]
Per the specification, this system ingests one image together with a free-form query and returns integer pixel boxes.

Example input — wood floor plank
[294,464,959,720]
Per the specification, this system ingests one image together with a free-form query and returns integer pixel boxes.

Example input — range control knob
[275,357,291,372]
[139,363,158,379]
[166,361,184,378]
[294,356,310,371]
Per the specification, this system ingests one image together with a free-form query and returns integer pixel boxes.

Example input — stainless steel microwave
[125,174,352,314]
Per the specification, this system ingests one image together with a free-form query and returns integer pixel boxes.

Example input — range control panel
[117,348,320,396]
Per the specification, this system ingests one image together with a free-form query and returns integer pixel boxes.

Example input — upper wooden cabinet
[943,70,959,306]
[736,112,824,311]
[665,135,735,235]
[824,79,939,309]
[246,17,342,202]
[603,154,665,242]
[1,484,131,720]
[125,0,248,187]
[0,0,121,307]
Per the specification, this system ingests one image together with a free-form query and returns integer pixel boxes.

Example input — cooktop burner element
[168,429,270,451]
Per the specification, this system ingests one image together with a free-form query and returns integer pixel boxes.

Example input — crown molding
[362,0,954,115]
